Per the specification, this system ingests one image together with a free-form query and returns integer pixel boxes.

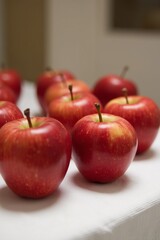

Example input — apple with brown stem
[92,66,138,106]
[47,84,102,132]
[72,103,138,183]
[0,108,72,198]
[36,67,76,107]
[104,88,160,154]
[43,79,90,111]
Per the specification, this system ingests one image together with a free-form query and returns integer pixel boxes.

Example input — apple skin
[72,113,138,183]
[0,101,23,128]
[47,92,102,133]
[0,68,22,101]
[0,117,72,198]
[104,96,160,154]
[92,74,138,106]
[36,69,75,107]
[0,82,17,103]
[43,79,90,111]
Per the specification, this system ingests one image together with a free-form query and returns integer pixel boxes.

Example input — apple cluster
[0,67,159,199]
[35,67,160,182]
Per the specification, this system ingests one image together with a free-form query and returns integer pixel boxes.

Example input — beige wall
[44,0,160,106]
[5,0,45,81]
[44,0,98,84]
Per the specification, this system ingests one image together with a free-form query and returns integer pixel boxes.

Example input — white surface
[17,80,42,116]
[0,81,160,240]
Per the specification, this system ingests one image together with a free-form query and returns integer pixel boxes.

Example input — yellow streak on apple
[109,124,125,141]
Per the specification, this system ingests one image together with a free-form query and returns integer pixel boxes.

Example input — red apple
[47,85,102,132]
[0,109,72,198]
[43,79,90,111]
[0,82,17,103]
[72,103,138,183]
[36,68,75,107]
[104,90,160,154]
[92,66,138,106]
[0,101,23,128]
[0,66,22,101]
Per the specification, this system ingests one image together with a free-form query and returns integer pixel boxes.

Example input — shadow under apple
[134,148,157,161]
[71,171,133,194]
[0,185,64,212]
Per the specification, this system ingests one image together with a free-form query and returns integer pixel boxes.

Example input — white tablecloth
[0,81,160,240]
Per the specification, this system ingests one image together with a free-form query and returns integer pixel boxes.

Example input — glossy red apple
[43,79,90,111]
[0,101,23,128]
[0,66,22,101]
[47,85,102,132]
[92,66,138,106]
[0,109,72,198]
[36,68,75,107]
[0,82,17,103]
[72,103,138,183]
[104,89,160,154]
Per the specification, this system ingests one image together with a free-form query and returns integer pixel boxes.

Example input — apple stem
[68,84,74,101]
[120,65,129,78]
[122,88,129,104]
[24,108,33,128]
[94,103,103,122]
